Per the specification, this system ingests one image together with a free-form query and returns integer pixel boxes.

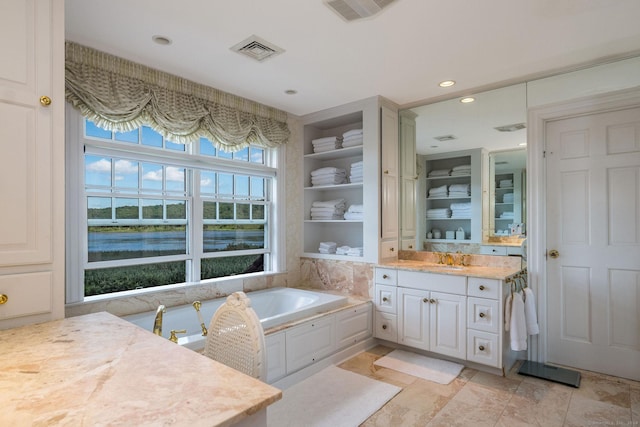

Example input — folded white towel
[428,169,451,177]
[312,199,346,208]
[450,203,471,210]
[344,212,364,220]
[342,138,363,148]
[343,128,363,138]
[312,136,342,144]
[347,204,364,213]
[510,291,527,351]
[311,167,346,177]
[523,287,539,335]
[452,164,471,171]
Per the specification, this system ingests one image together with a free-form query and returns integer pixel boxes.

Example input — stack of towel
[349,160,363,183]
[336,246,364,257]
[500,211,515,219]
[448,183,470,198]
[451,164,471,176]
[342,129,363,147]
[450,202,471,218]
[499,179,513,188]
[310,198,346,220]
[344,204,364,220]
[503,192,514,203]
[318,241,337,254]
[428,169,451,178]
[311,136,343,153]
[428,184,448,198]
[505,286,539,351]
[310,167,347,186]
[427,208,452,219]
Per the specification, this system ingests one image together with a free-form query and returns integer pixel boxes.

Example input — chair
[203,291,266,381]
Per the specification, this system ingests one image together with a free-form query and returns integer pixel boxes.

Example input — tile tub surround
[341,345,640,426]
[300,257,375,299]
[0,312,281,427]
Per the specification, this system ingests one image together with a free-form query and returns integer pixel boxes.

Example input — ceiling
[65,0,640,118]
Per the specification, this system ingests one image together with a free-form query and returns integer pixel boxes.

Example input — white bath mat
[374,349,463,385]
[267,365,401,427]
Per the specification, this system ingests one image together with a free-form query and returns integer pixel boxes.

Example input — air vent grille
[231,35,284,62]
[494,123,526,132]
[434,135,457,142]
[324,0,397,21]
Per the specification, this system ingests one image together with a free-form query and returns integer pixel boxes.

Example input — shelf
[426,217,472,221]
[424,239,471,243]
[426,197,471,201]
[304,220,363,223]
[304,145,363,160]
[426,174,471,181]
[304,182,363,191]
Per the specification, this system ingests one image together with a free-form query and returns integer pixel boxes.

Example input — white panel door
[398,287,429,350]
[429,292,466,360]
[546,106,640,380]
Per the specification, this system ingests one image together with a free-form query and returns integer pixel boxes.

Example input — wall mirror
[401,83,527,251]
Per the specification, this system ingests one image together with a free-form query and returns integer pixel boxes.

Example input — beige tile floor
[337,345,640,427]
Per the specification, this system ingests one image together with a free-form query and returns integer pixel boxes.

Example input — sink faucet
[153,305,166,336]
[445,252,454,266]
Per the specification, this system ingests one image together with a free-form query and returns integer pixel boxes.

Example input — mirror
[401,83,527,250]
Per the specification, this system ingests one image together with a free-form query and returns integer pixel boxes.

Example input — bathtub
[123,287,349,351]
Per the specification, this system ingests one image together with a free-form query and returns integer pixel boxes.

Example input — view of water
[88,230,264,253]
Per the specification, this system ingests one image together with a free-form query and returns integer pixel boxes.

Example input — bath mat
[267,365,401,427]
[374,349,463,385]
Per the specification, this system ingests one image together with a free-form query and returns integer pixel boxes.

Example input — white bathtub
[123,287,349,351]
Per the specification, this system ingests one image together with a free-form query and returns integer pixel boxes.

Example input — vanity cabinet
[0,0,65,329]
[301,97,398,263]
[422,148,487,246]
[373,268,399,341]
[466,277,503,368]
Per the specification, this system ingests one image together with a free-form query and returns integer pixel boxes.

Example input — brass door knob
[478,345,485,351]
[479,312,485,318]
[549,249,560,259]
[0,294,7,304]
[39,96,52,106]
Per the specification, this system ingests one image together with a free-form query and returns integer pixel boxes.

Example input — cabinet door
[335,305,372,349]
[265,331,286,383]
[285,315,335,373]
[381,105,399,241]
[374,312,398,342]
[398,287,430,350]
[429,292,467,359]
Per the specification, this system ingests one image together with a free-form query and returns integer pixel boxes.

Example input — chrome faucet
[153,304,166,336]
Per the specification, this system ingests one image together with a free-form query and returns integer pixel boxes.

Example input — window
[67,110,279,300]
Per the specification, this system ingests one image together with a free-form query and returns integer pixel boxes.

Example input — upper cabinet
[399,111,418,250]
[0,0,65,329]
[301,97,398,263]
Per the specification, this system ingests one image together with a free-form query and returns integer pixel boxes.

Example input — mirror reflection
[401,84,527,252]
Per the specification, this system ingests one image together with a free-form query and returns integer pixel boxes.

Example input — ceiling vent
[324,0,397,21]
[433,135,457,142]
[494,123,526,132]
[231,35,284,62]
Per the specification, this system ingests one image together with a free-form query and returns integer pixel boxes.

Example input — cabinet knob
[408,245,413,249]
[430,298,436,304]
[479,312,486,318]
[423,298,428,303]
[382,297,389,302]
[478,345,485,351]
[39,95,52,106]
[479,285,485,291]
[390,247,395,252]
[384,170,389,174]
[382,324,388,330]
[0,294,7,305]
[383,274,389,279]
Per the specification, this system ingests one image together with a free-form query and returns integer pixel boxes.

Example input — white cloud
[166,166,184,182]
[114,159,138,174]
[86,158,111,172]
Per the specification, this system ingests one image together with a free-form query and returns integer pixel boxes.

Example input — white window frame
[65,104,285,304]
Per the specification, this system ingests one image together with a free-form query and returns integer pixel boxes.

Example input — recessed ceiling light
[284,89,297,95]
[152,35,172,46]
[439,80,455,88]
[460,97,475,103]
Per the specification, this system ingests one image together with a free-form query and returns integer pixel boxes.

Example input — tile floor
[337,345,640,427]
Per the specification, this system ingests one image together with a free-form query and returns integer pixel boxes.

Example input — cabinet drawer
[397,270,466,295]
[374,284,397,314]
[467,297,500,333]
[335,305,372,349]
[401,239,417,251]
[0,272,52,320]
[467,277,501,300]
[480,245,507,255]
[374,312,398,342]
[467,330,500,368]
[375,268,397,286]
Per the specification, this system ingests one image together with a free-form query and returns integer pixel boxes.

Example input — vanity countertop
[0,312,281,426]
[378,259,522,280]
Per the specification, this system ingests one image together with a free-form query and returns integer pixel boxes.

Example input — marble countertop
[378,259,522,280]
[0,312,281,426]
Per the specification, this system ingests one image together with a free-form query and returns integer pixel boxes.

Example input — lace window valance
[65,42,290,150]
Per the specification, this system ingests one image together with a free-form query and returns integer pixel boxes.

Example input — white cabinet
[491,170,524,235]
[335,305,372,349]
[301,97,398,263]
[265,331,286,383]
[285,315,336,374]
[399,111,418,250]
[0,0,64,329]
[422,148,486,245]
[398,287,430,350]
[466,277,503,368]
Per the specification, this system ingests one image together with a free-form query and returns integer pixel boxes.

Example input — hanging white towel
[523,287,540,335]
[510,291,527,351]
[504,292,512,332]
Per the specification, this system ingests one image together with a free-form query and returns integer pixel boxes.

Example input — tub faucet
[153,305,166,336]
[192,301,208,336]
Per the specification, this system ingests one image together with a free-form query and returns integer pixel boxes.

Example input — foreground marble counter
[0,312,281,426]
